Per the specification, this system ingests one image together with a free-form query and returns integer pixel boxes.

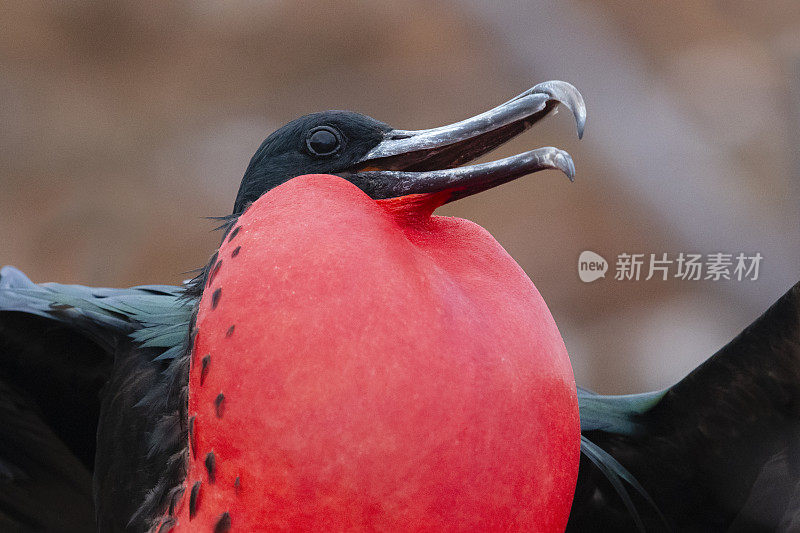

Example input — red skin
[170,174,579,532]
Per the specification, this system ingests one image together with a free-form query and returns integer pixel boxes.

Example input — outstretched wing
[0,266,191,531]
[570,281,800,532]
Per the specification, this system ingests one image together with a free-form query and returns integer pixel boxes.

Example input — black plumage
[0,268,193,531]
[569,282,800,531]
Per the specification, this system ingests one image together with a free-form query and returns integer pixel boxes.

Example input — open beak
[345,81,586,203]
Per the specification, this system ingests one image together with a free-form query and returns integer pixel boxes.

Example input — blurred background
[2,0,798,393]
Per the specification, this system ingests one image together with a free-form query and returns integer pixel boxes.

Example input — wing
[0,266,192,531]
[570,281,800,532]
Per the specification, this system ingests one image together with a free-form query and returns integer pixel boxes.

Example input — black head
[234,111,390,214]
[233,81,586,215]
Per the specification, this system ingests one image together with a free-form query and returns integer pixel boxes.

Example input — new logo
[578,251,608,282]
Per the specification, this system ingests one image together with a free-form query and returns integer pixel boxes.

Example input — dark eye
[306,127,341,156]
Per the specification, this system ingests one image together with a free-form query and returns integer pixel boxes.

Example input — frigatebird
[0,81,797,532]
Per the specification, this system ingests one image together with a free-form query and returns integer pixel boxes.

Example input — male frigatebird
[0,81,797,532]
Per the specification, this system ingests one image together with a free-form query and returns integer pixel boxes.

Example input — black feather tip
[205,451,216,483]
[214,512,231,533]
[189,480,201,519]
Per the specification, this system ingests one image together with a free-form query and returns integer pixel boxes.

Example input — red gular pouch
[170,174,579,532]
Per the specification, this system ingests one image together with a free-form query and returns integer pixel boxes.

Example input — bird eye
[306,127,341,156]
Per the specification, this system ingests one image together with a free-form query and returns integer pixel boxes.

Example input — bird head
[234,80,584,214]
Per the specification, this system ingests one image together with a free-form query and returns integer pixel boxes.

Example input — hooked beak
[345,81,586,203]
